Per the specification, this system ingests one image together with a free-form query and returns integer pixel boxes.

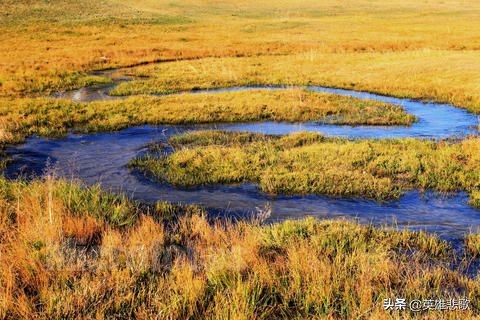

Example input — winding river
[5,70,480,247]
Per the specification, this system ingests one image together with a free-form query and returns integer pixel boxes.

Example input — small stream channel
[5,69,480,249]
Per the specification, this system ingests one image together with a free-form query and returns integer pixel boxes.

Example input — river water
[5,74,480,247]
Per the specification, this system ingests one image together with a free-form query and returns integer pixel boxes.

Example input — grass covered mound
[0,177,478,319]
[0,89,414,146]
[131,131,480,204]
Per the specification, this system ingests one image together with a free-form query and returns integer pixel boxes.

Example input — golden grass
[2,1,480,317]
[471,190,480,208]
[132,131,480,204]
[1,0,480,109]
[113,52,480,114]
[0,89,414,146]
[0,177,478,319]
[466,232,480,257]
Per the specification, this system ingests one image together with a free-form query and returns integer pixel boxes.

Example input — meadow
[0,89,414,147]
[2,0,480,111]
[1,177,479,319]
[1,0,480,318]
[112,52,480,114]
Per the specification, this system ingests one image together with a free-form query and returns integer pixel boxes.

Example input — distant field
[1,0,480,111]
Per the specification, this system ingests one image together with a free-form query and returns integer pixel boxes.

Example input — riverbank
[1,177,478,319]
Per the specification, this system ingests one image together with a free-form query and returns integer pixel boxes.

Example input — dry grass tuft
[0,177,477,318]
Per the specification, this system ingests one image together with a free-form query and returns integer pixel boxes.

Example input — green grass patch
[0,88,414,145]
[131,131,480,203]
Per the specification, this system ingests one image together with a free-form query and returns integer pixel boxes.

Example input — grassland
[2,1,480,318]
[466,233,480,256]
[1,0,480,115]
[0,89,414,148]
[1,176,479,319]
[131,131,480,205]
[111,52,480,114]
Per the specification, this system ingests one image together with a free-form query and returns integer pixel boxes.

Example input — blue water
[8,74,479,247]
[4,125,480,248]
[56,83,479,139]
[192,85,478,139]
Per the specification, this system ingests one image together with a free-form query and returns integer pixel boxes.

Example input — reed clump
[466,232,480,257]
